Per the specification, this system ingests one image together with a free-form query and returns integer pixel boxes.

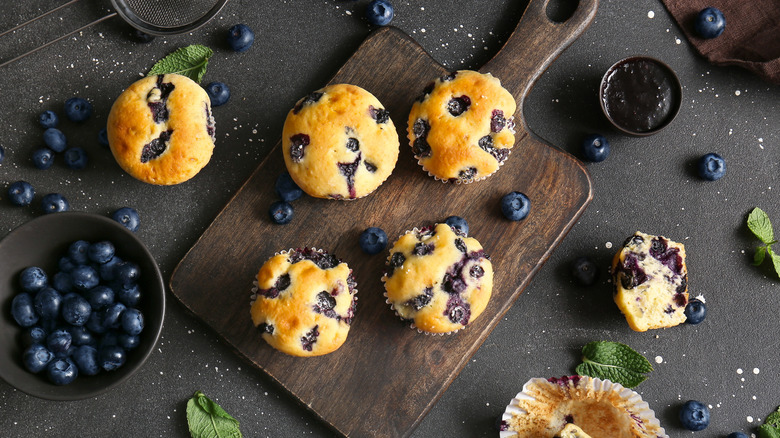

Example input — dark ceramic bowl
[0,212,165,400]
[599,56,682,136]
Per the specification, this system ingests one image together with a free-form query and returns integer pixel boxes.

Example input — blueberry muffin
[107,74,216,185]
[611,232,688,332]
[250,248,357,357]
[282,84,399,200]
[408,70,516,183]
[382,223,493,334]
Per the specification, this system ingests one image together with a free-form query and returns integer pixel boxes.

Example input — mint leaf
[755,246,767,266]
[766,406,780,427]
[187,391,242,438]
[748,207,775,245]
[574,341,652,389]
[759,424,780,438]
[769,247,780,279]
[149,45,213,83]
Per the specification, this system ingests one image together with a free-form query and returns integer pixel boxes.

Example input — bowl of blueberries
[0,212,165,400]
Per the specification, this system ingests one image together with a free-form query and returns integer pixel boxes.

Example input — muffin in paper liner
[499,375,668,438]
[249,247,358,357]
[407,69,517,184]
[381,223,493,335]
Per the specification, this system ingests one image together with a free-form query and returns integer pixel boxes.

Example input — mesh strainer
[0,0,229,68]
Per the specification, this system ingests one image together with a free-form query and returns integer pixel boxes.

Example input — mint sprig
[186,390,242,438]
[758,406,780,438]
[149,45,213,83]
[574,341,653,388]
[747,207,780,279]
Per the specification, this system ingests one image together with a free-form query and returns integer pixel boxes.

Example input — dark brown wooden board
[170,0,597,436]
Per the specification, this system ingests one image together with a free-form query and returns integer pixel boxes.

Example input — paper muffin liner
[499,375,668,438]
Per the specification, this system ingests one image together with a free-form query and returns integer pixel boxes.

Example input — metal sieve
[0,0,229,68]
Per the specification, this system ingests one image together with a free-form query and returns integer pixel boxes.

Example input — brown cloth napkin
[660,0,780,84]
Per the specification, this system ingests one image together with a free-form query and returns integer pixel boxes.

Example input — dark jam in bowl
[600,57,681,135]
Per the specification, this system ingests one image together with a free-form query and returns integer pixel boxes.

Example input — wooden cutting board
[170,0,597,436]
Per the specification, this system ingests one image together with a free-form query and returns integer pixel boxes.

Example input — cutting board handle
[480,0,598,124]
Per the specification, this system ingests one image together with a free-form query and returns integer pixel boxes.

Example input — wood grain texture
[170,0,597,436]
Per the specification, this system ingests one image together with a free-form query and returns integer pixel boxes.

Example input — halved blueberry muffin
[107,74,215,185]
[611,231,688,332]
[250,248,357,357]
[407,70,516,183]
[382,223,493,334]
[282,84,399,200]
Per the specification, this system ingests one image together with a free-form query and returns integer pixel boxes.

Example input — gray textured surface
[0,0,778,436]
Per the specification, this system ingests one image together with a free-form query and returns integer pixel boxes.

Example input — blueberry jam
[369,105,390,124]
[412,118,432,157]
[140,130,172,163]
[337,152,362,199]
[447,95,471,116]
[405,287,433,310]
[445,295,471,325]
[601,57,680,134]
[147,75,175,124]
[301,325,319,351]
[293,92,323,114]
[289,133,310,163]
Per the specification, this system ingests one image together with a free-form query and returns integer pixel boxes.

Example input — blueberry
[88,241,115,264]
[97,127,109,146]
[121,308,144,336]
[34,287,62,320]
[19,266,48,293]
[697,152,726,181]
[695,7,726,39]
[61,294,92,326]
[684,299,707,324]
[41,193,70,214]
[32,147,55,170]
[444,216,469,236]
[63,147,88,170]
[23,326,48,346]
[58,256,77,273]
[679,400,709,431]
[67,325,94,346]
[38,110,59,129]
[71,265,99,291]
[52,271,73,293]
[11,293,39,327]
[87,285,115,310]
[366,0,394,26]
[269,201,294,224]
[359,227,388,255]
[205,82,230,106]
[68,240,90,265]
[727,433,749,438]
[85,312,107,334]
[8,181,35,206]
[99,345,127,371]
[73,345,100,376]
[115,283,141,307]
[500,191,531,221]
[0,145,4,164]
[571,256,599,286]
[226,24,254,52]
[102,302,126,329]
[581,134,610,162]
[64,97,92,122]
[98,256,123,281]
[111,207,140,232]
[23,344,54,373]
[114,261,140,285]
[47,357,78,385]
[43,128,67,152]
[46,329,72,355]
[118,333,141,350]
[99,330,120,348]
[275,172,303,202]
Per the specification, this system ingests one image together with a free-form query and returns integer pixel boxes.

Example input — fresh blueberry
[0,145,4,164]
[99,256,123,281]
[684,299,707,324]
[63,147,88,170]
[23,344,54,373]
[19,266,48,293]
[581,134,610,162]
[58,256,77,273]
[67,325,95,346]
[8,181,35,206]
[85,312,107,334]
[73,345,100,375]
[98,128,109,146]
[87,285,115,310]
[47,357,78,385]
[34,287,62,320]
[68,240,90,265]
[11,293,39,327]
[275,172,303,202]
[41,193,70,214]
[359,227,388,255]
[727,433,749,438]
[111,207,140,232]
[679,400,710,431]
[43,128,67,152]
[52,272,73,293]
[32,147,55,170]
[444,216,469,236]
[121,308,144,336]
[115,283,141,307]
[99,345,127,371]
[99,330,120,348]
[366,0,394,26]
[23,326,48,346]
[61,294,92,326]
[695,7,726,39]
[46,329,72,355]
[227,24,254,52]
[269,201,294,224]
[118,333,141,350]
[102,302,127,330]
[71,265,99,291]
[501,191,531,221]
[697,152,726,181]
[38,110,59,129]
[205,82,230,106]
[114,261,140,285]
[571,256,599,286]
[64,97,92,122]
[87,241,115,264]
